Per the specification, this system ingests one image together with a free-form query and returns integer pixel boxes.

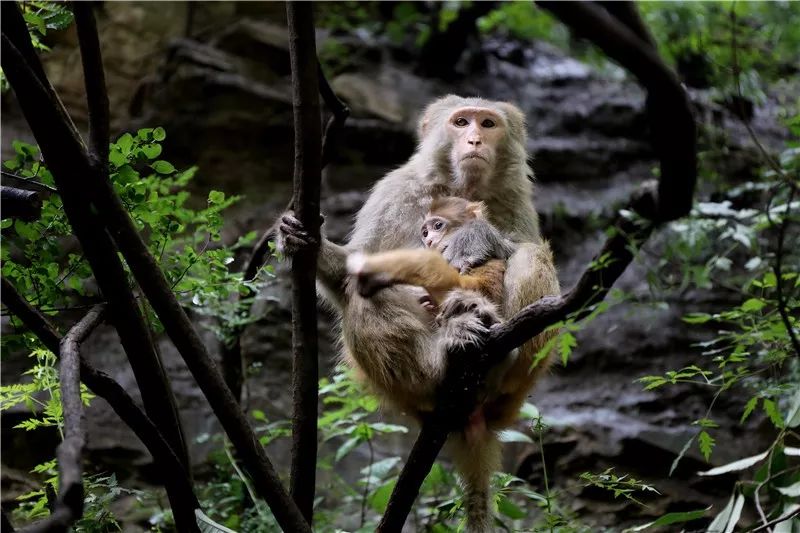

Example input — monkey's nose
[468,137,482,146]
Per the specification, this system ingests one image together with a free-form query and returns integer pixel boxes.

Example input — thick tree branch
[286,2,323,522]
[0,278,200,533]
[2,18,190,475]
[223,57,350,405]
[538,0,696,222]
[378,3,696,528]
[1,185,42,221]
[73,2,110,167]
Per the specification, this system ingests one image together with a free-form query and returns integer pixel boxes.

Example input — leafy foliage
[1,128,270,528]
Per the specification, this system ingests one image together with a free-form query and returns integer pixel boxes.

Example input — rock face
[1,5,789,529]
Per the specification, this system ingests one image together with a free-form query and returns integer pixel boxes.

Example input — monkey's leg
[347,249,489,303]
[490,242,561,428]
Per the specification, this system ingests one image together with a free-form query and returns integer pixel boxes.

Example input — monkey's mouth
[461,153,488,163]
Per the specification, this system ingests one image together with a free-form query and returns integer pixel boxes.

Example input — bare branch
[537,0,696,222]
[1,278,200,532]
[1,185,42,221]
[17,306,103,533]
[286,2,323,521]
[73,2,110,167]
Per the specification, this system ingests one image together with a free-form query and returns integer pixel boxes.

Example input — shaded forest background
[1,2,798,532]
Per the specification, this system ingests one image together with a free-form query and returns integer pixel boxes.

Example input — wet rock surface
[1,6,791,529]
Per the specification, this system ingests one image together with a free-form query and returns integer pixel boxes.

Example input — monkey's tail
[450,430,501,533]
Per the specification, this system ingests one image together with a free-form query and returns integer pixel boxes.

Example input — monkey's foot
[437,290,500,349]
[277,212,318,257]
[347,252,394,298]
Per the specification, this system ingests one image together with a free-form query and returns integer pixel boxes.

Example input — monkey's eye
[454,117,469,127]
[481,118,496,128]
[421,229,428,238]
[433,221,444,231]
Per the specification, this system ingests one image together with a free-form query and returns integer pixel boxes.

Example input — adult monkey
[278,95,560,531]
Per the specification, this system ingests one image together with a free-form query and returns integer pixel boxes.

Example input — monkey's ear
[466,201,487,219]
[418,95,463,140]
[496,102,527,143]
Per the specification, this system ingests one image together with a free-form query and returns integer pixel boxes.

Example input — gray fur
[442,218,517,273]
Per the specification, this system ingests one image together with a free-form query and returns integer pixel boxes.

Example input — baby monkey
[347,196,515,306]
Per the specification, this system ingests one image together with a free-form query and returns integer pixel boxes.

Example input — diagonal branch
[286,2,323,521]
[378,2,696,529]
[1,278,200,533]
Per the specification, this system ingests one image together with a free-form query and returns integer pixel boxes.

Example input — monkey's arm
[346,249,495,304]
[442,219,516,273]
[277,213,351,307]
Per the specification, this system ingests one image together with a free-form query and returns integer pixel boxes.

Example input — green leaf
[683,313,713,324]
[705,493,744,533]
[740,298,765,312]
[195,509,237,533]
[776,481,800,497]
[141,143,162,159]
[496,494,525,519]
[698,450,768,476]
[627,508,709,531]
[108,148,126,168]
[153,127,167,141]
[335,435,361,462]
[698,430,715,461]
[151,160,176,174]
[763,398,784,428]
[785,387,800,428]
[368,480,396,513]
[116,133,134,156]
[559,331,577,366]
[740,397,759,424]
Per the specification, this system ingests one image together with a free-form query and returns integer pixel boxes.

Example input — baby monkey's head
[421,196,486,250]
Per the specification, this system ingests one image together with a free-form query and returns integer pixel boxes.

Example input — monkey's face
[421,216,449,251]
[446,107,506,195]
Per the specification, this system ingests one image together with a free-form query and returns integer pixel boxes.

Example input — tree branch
[52,7,317,527]
[1,278,200,533]
[538,0,696,222]
[377,2,696,528]
[286,2,323,522]
[2,14,190,474]
[1,185,42,221]
[72,2,110,167]
[17,306,103,533]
